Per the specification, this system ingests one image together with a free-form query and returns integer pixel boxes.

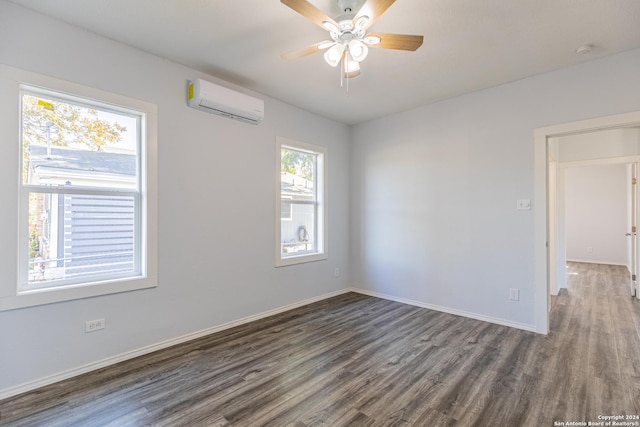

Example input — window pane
[22,93,138,189]
[28,192,137,285]
[281,203,316,255]
[281,147,317,257]
[281,199,293,220]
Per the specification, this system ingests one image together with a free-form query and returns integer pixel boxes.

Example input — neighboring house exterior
[280,172,315,254]
[28,145,314,281]
[27,145,136,283]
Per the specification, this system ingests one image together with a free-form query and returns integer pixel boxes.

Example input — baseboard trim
[1,286,537,400]
[348,287,537,333]
[566,259,629,268]
[0,288,351,401]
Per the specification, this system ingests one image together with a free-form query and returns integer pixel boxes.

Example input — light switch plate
[516,199,531,210]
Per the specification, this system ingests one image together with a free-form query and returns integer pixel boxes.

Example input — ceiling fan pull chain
[345,54,349,95]
[346,61,350,96]
[340,53,349,96]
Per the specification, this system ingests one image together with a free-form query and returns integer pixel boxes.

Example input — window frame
[0,65,158,311]
[275,136,327,267]
[280,197,293,221]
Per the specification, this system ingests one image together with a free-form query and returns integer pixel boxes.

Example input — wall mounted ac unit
[187,78,264,125]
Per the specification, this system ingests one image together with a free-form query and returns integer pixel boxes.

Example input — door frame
[630,162,638,297]
[534,110,640,334]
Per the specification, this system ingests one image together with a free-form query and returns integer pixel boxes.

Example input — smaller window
[276,137,327,266]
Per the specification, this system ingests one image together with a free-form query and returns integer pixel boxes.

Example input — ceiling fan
[280,0,424,79]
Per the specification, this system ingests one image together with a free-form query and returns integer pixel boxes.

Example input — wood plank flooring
[1,262,640,426]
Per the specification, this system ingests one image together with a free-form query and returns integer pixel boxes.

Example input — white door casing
[534,111,640,334]
[629,162,638,297]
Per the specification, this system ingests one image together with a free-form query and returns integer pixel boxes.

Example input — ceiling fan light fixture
[343,53,361,78]
[363,35,381,45]
[340,49,360,82]
[324,43,345,67]
[338,20,354,31]
[348,39,368,62]
[354,15,369,30]
[279,0,425,87]
[322,21,338,32]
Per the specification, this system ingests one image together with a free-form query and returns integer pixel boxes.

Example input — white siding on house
[63,194,136,278]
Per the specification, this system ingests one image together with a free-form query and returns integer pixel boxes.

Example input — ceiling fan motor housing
[337,0,359,14]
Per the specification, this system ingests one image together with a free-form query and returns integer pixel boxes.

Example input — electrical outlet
[516,199,531,210]
[85,318,105,333]
[509,288,520,301]
[334,267,340,277]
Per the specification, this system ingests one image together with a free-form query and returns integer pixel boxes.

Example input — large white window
[276,137,327,266]
[0,66,157,310]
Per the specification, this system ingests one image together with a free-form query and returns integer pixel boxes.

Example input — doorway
[534,111,640,334]
[552,158,638,296]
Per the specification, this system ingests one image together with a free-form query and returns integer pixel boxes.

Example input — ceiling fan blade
[281,0,338,30]
[353,0,396,30]
[366,33,424,51]
[281,41,333,60]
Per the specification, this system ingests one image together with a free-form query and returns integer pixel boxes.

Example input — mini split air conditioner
[187,78,264,124]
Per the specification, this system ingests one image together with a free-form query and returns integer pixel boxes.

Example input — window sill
[276,252,328,267]
[0,276,157,312]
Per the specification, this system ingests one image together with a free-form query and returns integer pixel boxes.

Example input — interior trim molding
[534,110,640,335]
[566,259,628,267]
[349,287,537,333]
[0,288,352,401]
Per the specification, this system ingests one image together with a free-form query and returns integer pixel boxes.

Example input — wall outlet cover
[85,318,105,333]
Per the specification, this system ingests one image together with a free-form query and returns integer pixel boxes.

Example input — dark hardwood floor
[1,262,639,426]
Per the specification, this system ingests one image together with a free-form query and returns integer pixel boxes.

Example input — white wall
[351,47,640,329]
[565,164,628,265]
[0,1,350,394]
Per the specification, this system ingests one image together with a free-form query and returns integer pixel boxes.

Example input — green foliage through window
[281,148,314,180]
[22,94,127,152]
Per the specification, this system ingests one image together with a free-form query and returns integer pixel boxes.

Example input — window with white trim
[0,66,157,311]
[276,137,327,266]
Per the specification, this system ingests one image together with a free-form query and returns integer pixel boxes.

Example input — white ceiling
[8,0,640,125]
